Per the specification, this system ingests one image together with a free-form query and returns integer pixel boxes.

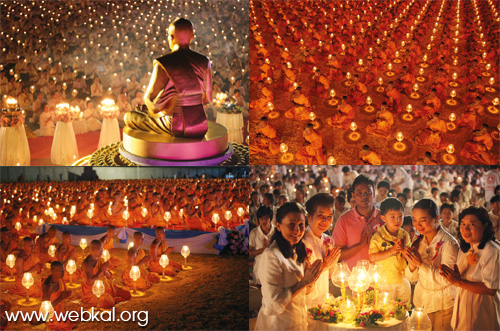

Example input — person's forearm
[290,279,308,299]
[369,249,395,263]
[249,248,266,257]
[455,279,497,296]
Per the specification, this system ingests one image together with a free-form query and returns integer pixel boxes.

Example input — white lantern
[181,245,190,266]
[212,213,220,227]
[48,245,56,257]
[237,207,245,218]
[225,211,232,221]
[79,238,87,251]
[101,249,110,262]
[39,300,54,322]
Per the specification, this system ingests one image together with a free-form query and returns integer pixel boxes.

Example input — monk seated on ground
[123,234,159,290]
[1,227,19,275]
[108,191,126,228]
[285,87,311,121]
[295,123,327,165]
[460,125,495,165]
[99,225,122,269]
[416,89,441,119]
[249,117,280,156]
[348,75,367,106]
[308,69,329,98]
[55,232,82,282]
[42,261,78,330]
[147,193,166,228]
[384,81,402,113]
[366,102,393,139]
[149,227,181,275]
[327,96,354,129]
[359,145,382,165]
[397,66,415,95]
[416,152,439,165]
[9,237,43,298]
[415,112,447,150]
[73,192,91,226]
[185,195,210,231]
[92,189,110,226]
[36,226,58,265]
[249,81,273,116]
[81,240,131,309]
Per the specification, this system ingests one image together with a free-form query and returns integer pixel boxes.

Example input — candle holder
[224,211,232,225]
[348,122,361,141]
[403,104,414,121]
[39,300,55,323]
[22,272,35,304]
[159,254,172,281]
[487,98,499,114]
[449,72,459,87]
[328,89,339,106]
[410,84,420,99]
[485,77,496,93]
[102,249,110,263]
[343,72,353,87]
[279,143,294,163]
[212,213,220,230]
[66,259,80,288]
[416,68,427,83]
[420,54,428,68]
[130,265,144,296]
[92,280,105,310]
[356,59,365,72]
[447,113,457,131]
[327,156,336,165]
[332,262,351,303]
[164,211,171,229]
[340,44,346,56]
[376,78,385,93]
[80,238,87,258]
[181,246,191,270]
[394,132,407,152]
[385,63,395,77]
[267,102,279,119]
[348,266,370,311]
[482,63,492,77]
[407,308,432,331]
[237,207,245,222]
[364,96,375,113]
[5,254,16,281]
[446,90,458,106]
[443,144,456,164]
[368,264,386,309]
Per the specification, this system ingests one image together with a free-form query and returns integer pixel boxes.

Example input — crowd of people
[0,178,249,232]
[249,0,499,165]
[0,0,249,136]
[249,165,500,330]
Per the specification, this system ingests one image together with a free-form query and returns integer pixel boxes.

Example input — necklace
[292,247,297,261]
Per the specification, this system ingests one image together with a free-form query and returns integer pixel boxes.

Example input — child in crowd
[369,198,411,301]
[250,206,274,284]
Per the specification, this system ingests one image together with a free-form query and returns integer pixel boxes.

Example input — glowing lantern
[279,143,288,153]
[129,265,141,293]
[327,156,336,165]
[212,213,220,229]
[181,246,190,266]
[48,245,56,258]
[92,280,105,310]
[39,301,54,322]
[159,254,169,278]
[101,249,110,262]
[22,272,34,302]
[309,112,316,121]
[15,222,21,231]
[446,144,455,154]
[224,211,232,222]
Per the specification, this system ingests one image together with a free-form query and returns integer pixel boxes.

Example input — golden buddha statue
[124,18,212,138]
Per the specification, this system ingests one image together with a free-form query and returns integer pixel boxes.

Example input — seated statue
[124,18,212,138]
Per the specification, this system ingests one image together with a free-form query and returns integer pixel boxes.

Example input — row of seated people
[0,225,180,329]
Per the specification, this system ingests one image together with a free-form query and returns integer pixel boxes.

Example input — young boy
[369,197,411,301]
[250,206,274,284]
[303,193,341,312]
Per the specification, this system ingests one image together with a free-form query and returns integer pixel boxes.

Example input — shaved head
[168,18,194,48]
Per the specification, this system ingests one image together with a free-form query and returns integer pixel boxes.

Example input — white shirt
[451,241,500,330]
[250,225,274,251]
[405,228,459,314]
[489,211,500,240]
[255,242,307,331]
[484,170,500,203]
[439,219,459,239]
[302,228,334,309]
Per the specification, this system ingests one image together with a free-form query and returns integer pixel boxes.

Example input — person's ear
[275,222,281,232]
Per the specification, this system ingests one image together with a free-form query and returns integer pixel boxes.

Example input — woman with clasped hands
[255,202,323,331]
[440,206,500,331]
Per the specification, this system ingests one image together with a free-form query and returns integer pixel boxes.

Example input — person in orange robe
[81,240,131,309]
[0,227,19,275]
[9,237,43,298]
[148,193,166,228]
[398,66,415,95]
[431,69,448,100]
[36,226,58,265]
[415,113,447,149]
[295,123,327,165]
[309,69,329,97]
[349,75,367,106]
[385,81,402,113]
[327,96,354,129]
[122,248,156,291]
[285,87,311,120]
[327,54,342,81]
[366,102,393,138]
[359,145,382,165]
[42,261,78,331]
[73,192,91,226]
[148,227,180,275]
[1,298,12,330]
[250,117,280,156]
[457,101,481,130]
[99,226,121,269]
[460,125,495,164]
[92,190,109,226]
[283,63,296,92]
[184,195,209,231]
[416,152,438,165]
[250,81,273,116]
[416,89,441,118]
[131,231,159,288]
[108,191,126,227]
[127,190,143,227]
[55,232,82,282]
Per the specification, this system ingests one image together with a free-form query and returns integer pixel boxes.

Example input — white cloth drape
[72,119,88,135]
[0,126,30,165]
[51,121,79,165]
[98,118,120,148]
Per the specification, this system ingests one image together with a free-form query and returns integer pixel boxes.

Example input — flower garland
[354,308,385,327]
[431,241,444,262]
[225,228,248,255]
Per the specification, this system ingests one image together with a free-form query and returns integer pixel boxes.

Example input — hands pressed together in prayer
[439,264,462,287]
[403,246,423,270]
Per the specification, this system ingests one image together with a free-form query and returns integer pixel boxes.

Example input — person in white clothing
[33,103,55,137]
[484,166,500,204]
[250,206,274,284]
[489,195,500,240]
[302,193,340,320]
[440,206,500,331]
[439,203,459,239]
[403,199,459,331]
[255,202,322,331]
